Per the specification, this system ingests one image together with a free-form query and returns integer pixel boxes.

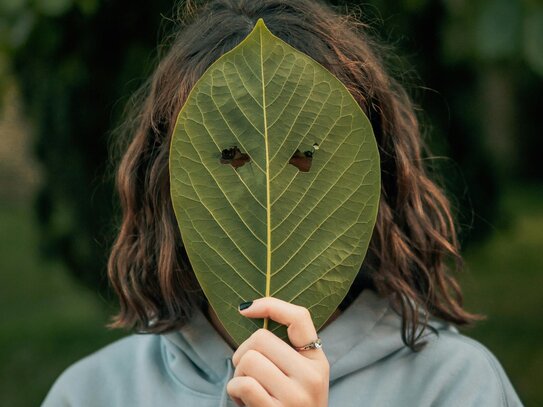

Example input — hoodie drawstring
[219,357,234,407]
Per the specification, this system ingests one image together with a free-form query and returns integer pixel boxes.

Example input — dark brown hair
[107,0,482,350]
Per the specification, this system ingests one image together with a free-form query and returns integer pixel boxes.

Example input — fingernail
[238,301,253,311]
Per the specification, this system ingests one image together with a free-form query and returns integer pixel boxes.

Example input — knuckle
[226,379,236,395]
[297,306,311,321]
[305,370,327,390]
[251,328,269,346]
[240,376,259,395]
[243,349,261,364]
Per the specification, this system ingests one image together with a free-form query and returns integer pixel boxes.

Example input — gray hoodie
[42,289,523,406]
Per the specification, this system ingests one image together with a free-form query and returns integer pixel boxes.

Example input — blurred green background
[0,0,541,405]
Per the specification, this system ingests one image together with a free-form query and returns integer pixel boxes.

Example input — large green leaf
[169,18,380,346]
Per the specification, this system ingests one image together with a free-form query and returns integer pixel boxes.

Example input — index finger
[239,297,323,358]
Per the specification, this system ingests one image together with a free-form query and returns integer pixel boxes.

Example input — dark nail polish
[239,301,253,311]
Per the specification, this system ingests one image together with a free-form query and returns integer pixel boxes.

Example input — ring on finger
[293,337,323,351]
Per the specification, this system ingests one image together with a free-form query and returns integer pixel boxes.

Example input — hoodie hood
[42,287,523,407]
[160,289,454,406]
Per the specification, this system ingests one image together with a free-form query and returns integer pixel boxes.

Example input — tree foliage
[4,0,176,293]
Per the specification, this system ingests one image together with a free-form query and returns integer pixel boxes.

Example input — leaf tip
[254,17,271,35]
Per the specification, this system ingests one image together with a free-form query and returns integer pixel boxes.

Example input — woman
[42,0,523,406]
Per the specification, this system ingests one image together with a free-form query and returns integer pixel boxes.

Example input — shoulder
[413,326,523,406]
[53,333,159,379]
[421,327,501,372]
[41,334,161,406]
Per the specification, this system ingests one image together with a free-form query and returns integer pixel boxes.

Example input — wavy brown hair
[107,0,482,350]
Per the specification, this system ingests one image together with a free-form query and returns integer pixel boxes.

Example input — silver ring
[293,337,323,351]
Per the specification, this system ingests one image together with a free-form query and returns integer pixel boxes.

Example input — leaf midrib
[261,25,272,330]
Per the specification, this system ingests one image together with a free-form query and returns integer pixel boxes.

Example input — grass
[0,185,541,406]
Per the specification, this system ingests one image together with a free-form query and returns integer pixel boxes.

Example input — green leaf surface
[169,18,380,346]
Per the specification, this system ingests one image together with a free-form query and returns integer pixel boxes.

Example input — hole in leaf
[289,143,318,172]
[220,146,251,169]
[289,149,312,172]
